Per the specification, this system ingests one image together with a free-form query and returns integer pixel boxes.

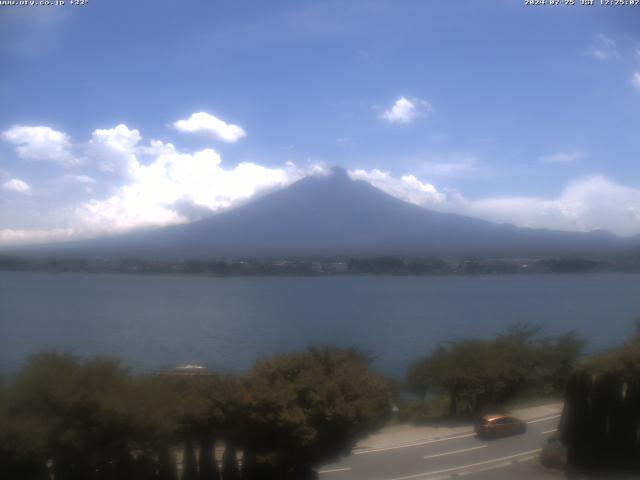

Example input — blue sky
[1,0,640,244]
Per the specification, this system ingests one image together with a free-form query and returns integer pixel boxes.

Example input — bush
[398,397,449,424]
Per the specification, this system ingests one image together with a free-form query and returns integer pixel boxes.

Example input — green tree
[407,325,584,416]
[407,339,510,416]
[9,353,140,480]
[240,346,390,479]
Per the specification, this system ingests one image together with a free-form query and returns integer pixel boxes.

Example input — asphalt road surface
[318,414,562,480]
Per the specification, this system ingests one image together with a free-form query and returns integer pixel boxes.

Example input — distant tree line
[1,254,634,276]
[0,347,390,480]
[347,257,449,275]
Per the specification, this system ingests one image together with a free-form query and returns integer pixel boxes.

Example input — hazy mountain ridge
[4,168,637,259]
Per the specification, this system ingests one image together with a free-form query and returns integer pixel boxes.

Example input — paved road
[318,414,562,480]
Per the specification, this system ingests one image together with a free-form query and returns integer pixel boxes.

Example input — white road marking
[423,445,487,460]
[542,428,558,434]
[455,454,538,477]
[526,414,561,424]
[355,413,560,456]
[318,467,352,474]
[386,448,542,480]
[354,433,476,455]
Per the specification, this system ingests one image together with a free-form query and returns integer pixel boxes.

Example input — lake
[1,272,639,378]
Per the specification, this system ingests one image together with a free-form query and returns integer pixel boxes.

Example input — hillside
[5,168,635,259]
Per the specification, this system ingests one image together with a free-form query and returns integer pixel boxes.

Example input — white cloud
[380,97,432,124]
[348,168,445,206]
[460,176,640,236]
[349,171,640,237]
[2,178,31,194]
[75,140,321,233]
[88,124,142,177]
[0,167,322,247]
[586,34,620,61]
[1,125,76,165]
[538,151,585,163]
[173,112,246,143]
[4,160,640,245]
[632,72,640,89]
[0,121,328,245]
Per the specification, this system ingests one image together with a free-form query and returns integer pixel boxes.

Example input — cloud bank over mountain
[348,169,640,238]
[1,113,640,246]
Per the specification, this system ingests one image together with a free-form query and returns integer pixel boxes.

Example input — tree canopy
[407,325,585,416]
[240,347,389,474]
[0,347,390,480]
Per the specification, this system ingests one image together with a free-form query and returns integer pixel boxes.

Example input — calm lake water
[1,272,640,377]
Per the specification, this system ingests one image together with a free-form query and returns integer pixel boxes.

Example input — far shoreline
[2,254,639,277]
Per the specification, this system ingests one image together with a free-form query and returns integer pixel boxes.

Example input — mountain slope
[8,168,633,259]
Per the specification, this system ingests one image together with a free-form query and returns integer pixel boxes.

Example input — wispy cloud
[632,72,640,90]
[538,151,585,163]
[418,157,477,177]
[67,174,96,184]
[380,97,432,124]
[585,34,620,61]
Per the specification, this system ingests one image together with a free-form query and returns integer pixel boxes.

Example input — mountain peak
[17,165,628,259]
[329,166,349,179]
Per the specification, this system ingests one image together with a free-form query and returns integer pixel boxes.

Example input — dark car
[475,414,527,439]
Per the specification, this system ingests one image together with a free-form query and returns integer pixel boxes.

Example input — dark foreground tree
[561,333,640,477]
[2,347,390,480]
[0,380,49,480]
[8,353,140,480]
[4,353,189,480]
[240,346,390,479]
[222,441,240,480]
